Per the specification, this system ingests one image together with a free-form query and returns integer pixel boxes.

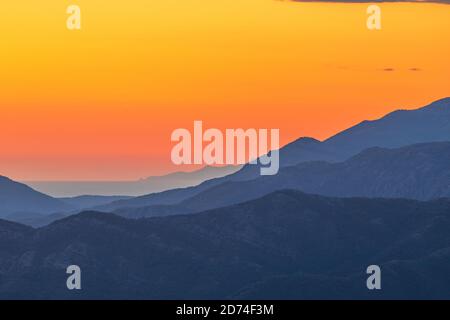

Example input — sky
[0,0,449,181]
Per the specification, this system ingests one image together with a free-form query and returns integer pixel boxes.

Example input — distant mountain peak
[294,137,321,144]
[283,137,321,150]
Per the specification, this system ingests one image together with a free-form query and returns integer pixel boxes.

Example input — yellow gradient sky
[0,1,449,180]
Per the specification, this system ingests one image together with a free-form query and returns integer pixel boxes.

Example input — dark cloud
[292,0,449,3]
[409,68,422,71]
[382,68,395,72]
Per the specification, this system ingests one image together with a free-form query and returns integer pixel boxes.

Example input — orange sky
[0,1,449,181]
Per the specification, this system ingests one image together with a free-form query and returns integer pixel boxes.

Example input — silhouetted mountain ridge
[1,190,450,299]
[26,165,242,197]
[97,97,450,212]
[113,142,450,219]
[0,176,72,218]
[322,97,450,158]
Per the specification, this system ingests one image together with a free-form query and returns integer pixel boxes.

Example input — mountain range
[113,142,450,219]
[0,97,450,299]
[1,190,450,299]
[2,97,449,226]
[25,165,242,197]
[0,176,71,218]
[97,97,450,213]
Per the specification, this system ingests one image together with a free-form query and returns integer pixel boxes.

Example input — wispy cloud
[377,67,423,72]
